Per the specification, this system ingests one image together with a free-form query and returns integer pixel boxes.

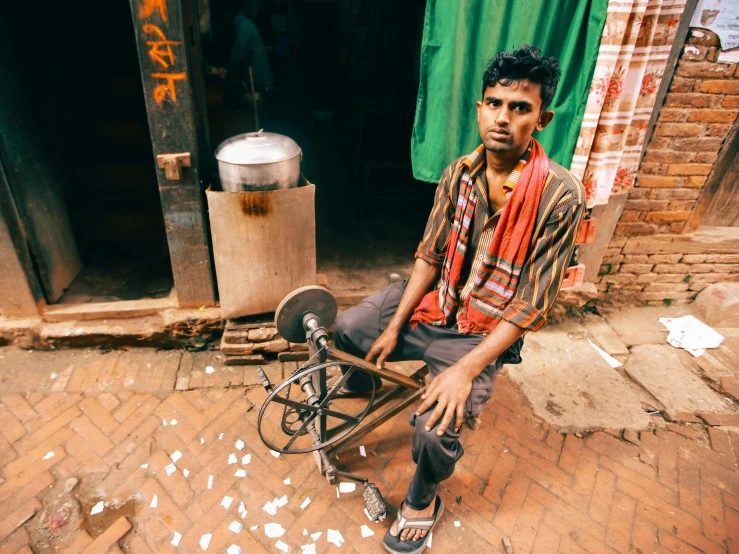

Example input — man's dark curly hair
[481,46,562,111]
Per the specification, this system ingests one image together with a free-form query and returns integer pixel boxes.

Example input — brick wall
[596,29,739,306]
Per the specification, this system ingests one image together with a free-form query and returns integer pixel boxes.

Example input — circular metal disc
[275,286,338,343]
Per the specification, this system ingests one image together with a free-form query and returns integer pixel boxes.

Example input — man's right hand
[365,328,399,369]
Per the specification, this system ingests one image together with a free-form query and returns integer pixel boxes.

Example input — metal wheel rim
[257,361,375,454]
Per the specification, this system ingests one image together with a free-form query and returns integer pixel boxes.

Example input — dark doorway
[202,0,430,300]
[4,1,174,304]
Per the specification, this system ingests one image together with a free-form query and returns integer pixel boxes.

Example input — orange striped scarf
[410,139,549,334]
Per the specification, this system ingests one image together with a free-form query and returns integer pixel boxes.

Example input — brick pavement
[0,349,738,553]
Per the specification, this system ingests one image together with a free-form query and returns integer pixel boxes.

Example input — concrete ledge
[42,296,179,322]
[622,226,739,254]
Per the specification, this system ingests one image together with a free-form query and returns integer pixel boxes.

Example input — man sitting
[334,45,586,554]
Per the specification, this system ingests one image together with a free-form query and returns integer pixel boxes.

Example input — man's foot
[389,499,436,542]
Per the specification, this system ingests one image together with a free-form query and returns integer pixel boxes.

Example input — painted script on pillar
[139,0,185,105]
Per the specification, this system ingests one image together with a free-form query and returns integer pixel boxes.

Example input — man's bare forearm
[386,258,441,333]
[456,319,524,378]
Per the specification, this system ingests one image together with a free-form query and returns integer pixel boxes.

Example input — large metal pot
[215,130,302,192]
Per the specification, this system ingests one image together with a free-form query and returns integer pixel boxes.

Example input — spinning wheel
[255,285,428,521]
[257,361,376,454]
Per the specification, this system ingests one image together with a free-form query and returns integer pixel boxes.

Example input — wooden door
[0,17,82,303]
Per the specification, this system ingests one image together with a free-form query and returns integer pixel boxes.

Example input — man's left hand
[415,366,475,435]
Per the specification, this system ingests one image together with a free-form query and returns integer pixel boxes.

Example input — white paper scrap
[150,494,158,508]
[336,487,340,498]
[263,500,277,516]
[219,433,224,440]
[207,475,213,489]
[199,533,212,550]
[360,524,374,537]
[242,454,251,464]
[90,501,104,515]
[235,439,245,451]
[364,508,372,521]
[275,540,289,552]
[206,366,215,374]
[327,529,345,547]
[300,497,311,509]
[228,520,243,533]
[200,437,205,445]
[226,546,242,554]
[339,482,356,493]
[587,340,623,368]
[50,372,58,379]
[283,478,291,485]
[228,453,237,465]
[170,450,183,463]
[250,525,259,531]
[264,522,286,538]
[183,469,190,478]
[162,419,167,426]
[659,315,724,356]
[301,544,317,554]
[270,450,280,458]
[239,501,246,513]
[428,532,433,548]
[165,463,176,476]
[42,451,55,460]
[235,469,247,477]
[310,532,322,541]
[170,419,178,425]
[171,531,182,546]
[454,520,461,527]
[359,445,366,457]
[303,529,308,535]
[221,496,233,509]
[276,495,288,508]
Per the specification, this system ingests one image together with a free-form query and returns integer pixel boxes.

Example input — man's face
[476,80,554,155]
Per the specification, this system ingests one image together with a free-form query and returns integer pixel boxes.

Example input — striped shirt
[415,147,586,332]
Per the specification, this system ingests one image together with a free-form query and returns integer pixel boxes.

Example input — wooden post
[129,0,216,307]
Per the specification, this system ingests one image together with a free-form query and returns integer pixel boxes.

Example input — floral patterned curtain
[570,0,687,207]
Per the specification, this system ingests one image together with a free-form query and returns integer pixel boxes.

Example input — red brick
[606,490,636,553]
[15,405,81,453]
[631,516,658,554]
[0,405,26,444]
[636,175,683,188]
[727,506,739,554]
[671,137,726,152]
[3,427,74,478]
[1,394,37,423]
[79,397,120,435]
[665,93,722,108]
[687,108,739,123]
[685,175,708,188]
[676,61,735,78]
[723,95,739,108]
[666,163,713,176]
[0,499,41,543]
[700,413,739,426]
[701,80,739,94]
[483,450,517,503]
[669,77,696,92]
[511,495,545,553]
[707,123,732,136]
[493,471,531,535]
[588,468,616,525]
[531,524,561,553]
[655,123,705,137]
[644,210,692,222]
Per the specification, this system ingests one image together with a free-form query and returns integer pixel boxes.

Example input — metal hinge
[156,152,192,180]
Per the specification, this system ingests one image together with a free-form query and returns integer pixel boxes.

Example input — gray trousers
[333,282,504,510]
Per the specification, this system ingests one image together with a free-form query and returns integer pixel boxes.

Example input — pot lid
[215,130,302,165]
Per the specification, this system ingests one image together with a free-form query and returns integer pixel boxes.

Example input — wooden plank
[641,0,700,153]
[206,184,317,318]
[42,296,178,322]
[129,0,216,308]
[0,159,43,317]
[0,19,81,302]
[328,347,422,390]
[689,120,739,229]
[622,226,739,254]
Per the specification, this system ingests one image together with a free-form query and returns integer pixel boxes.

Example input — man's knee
[410,411,462,458]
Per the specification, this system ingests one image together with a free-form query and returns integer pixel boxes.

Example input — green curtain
[411,0,608,182]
